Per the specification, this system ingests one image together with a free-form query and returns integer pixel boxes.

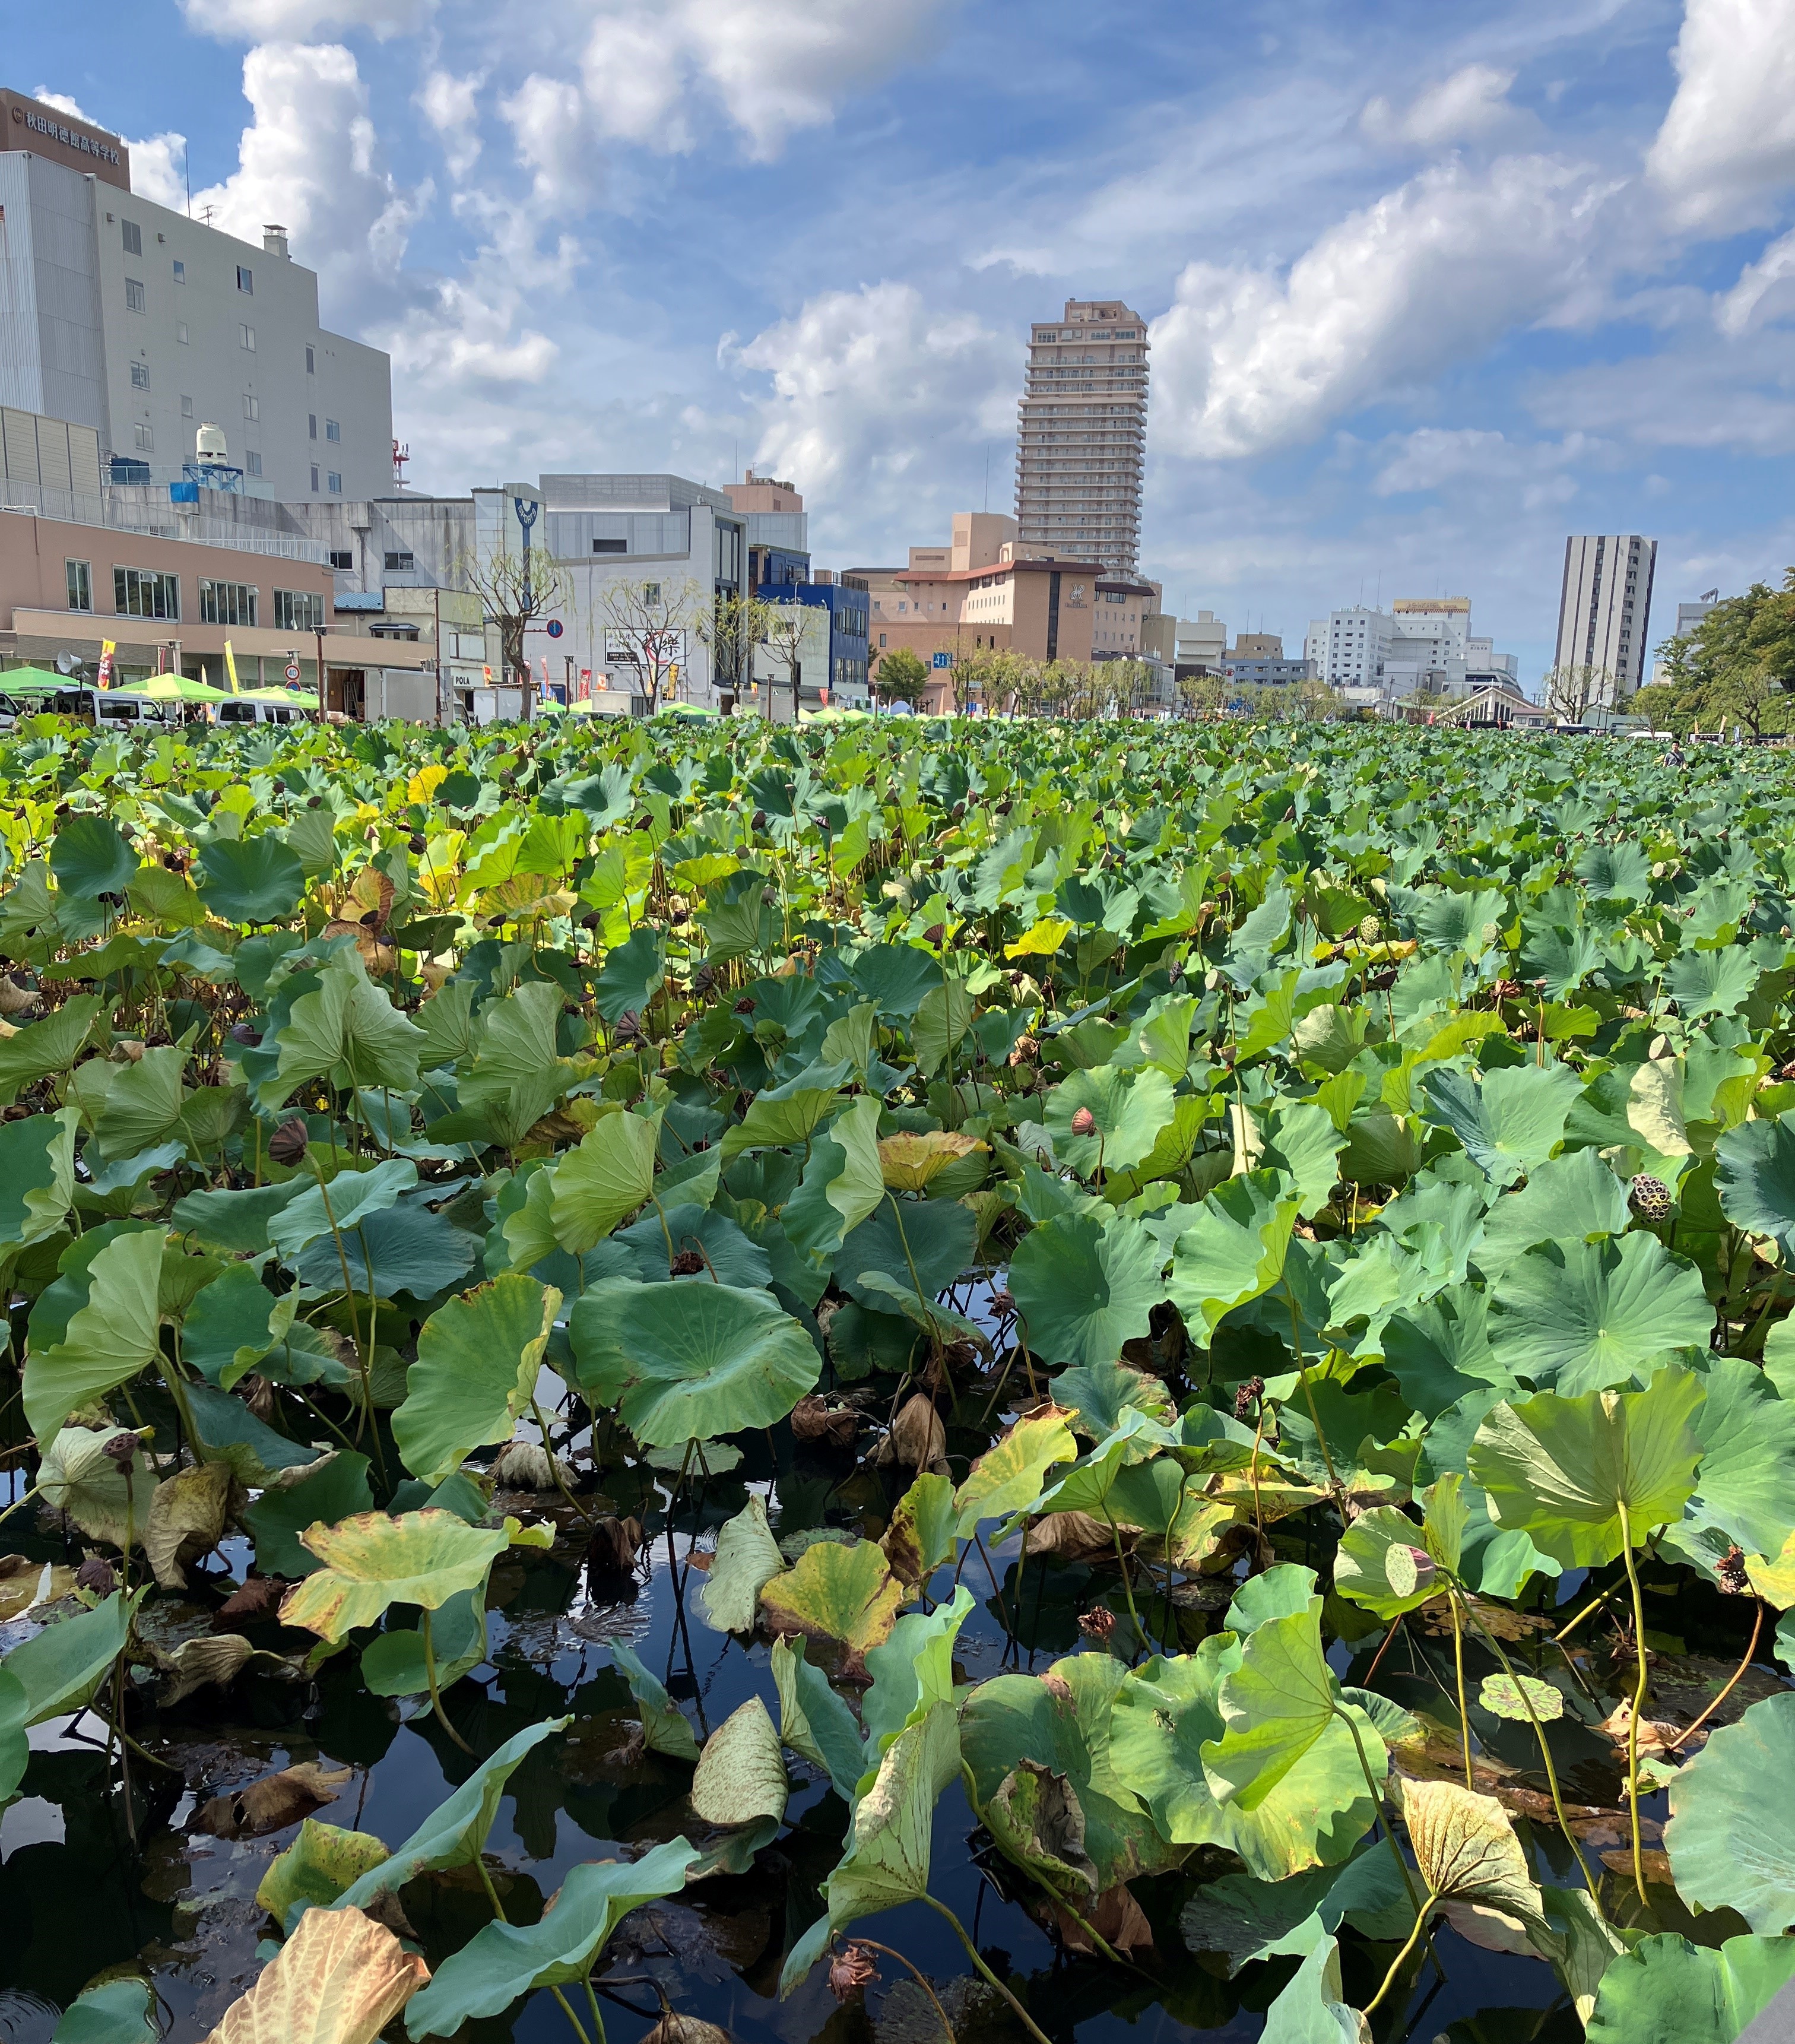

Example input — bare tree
[601,576,703,713]
[694,591,776,714]
[756,597,817,722]
[1542,662,1614,725]
[454,543,570,718]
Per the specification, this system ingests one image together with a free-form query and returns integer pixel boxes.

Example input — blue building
[754,576,870,705]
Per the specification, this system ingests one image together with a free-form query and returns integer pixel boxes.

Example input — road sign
[284,662,301,682]
[932,652,952,669]
[546,619,564,639]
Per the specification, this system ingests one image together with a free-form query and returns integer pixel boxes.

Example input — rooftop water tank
[195,423,228,463]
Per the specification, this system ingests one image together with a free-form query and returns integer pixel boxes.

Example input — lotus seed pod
[1629,1174,1673,1222]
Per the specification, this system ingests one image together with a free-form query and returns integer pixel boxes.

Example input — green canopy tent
[140,674,230,703]
[0,666,77,696]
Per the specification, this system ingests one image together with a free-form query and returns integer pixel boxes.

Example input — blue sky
[22,0,1795,679]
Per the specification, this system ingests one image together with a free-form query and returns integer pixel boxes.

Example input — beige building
[1014,298,1150,576]
[724,470,803,516]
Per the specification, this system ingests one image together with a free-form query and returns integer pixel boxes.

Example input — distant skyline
[16,0,1795,680]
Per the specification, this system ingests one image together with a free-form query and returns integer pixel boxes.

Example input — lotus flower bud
[269,1117,310,1166]
[1070,1105,1096,1136]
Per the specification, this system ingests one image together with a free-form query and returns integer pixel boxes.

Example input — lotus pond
[2,711,1795,2044]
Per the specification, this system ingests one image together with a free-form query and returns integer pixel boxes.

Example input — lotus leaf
[759,1538,904,1653]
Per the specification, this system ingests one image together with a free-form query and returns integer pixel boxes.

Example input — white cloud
[33,85,189,211]
[735,282,1014,550]
[189,43,427,294]
[417,67,483,181]
[1371,425,1596,509]
[572,0,955,160]
[1647,0,1795,230]
[1152,152,1616,459]
[179,0,433,39]
[500,74,602,213]
[1362,64,1526,150]
[1719,225,1795,333]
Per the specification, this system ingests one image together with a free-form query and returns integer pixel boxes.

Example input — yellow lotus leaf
[201,1902,429,2044]
[877,1130,987,1191]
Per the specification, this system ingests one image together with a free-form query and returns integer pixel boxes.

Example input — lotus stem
[1362,1897,1433,2017]
[1617,1501,1652,1910]
[1450,1588,1474,1792]
[529,1393,595,1525]
[1102,1507,1144,1648]
[922,1894,1054,2044]
[421,1607,475,1756]
[581,1975,608,2044]
[1334,1700,1425,1921]
[854,1939,958,2042]
[1663,1598,1764,1754]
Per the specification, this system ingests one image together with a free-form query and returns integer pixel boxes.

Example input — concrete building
[1223,655,1317,689]
[725,470,809,590]
[1175,612,1228,674]
[1014,298,1149,576]
[0,89,392,506]
[1303,597,1521,709]
[750,572,869,712]
[1553,535,1658,703]
[1651,592,1719,683]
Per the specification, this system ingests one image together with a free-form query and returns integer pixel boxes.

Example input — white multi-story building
[1553,535,1658,703]
[1305,597,1520,708]
[1014,297,1149,577]
[0,88,391,506]
[1175,610,1228,671]
[1305,606,1397,699]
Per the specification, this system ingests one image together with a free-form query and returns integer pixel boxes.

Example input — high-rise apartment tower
[1014,298,1149,576]
[1553,534,1658,703]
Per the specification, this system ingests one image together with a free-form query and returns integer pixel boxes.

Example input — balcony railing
[0,478,331,565]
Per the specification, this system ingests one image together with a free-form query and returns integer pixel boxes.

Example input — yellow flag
[97,639,116,690]
[224,641,240,694]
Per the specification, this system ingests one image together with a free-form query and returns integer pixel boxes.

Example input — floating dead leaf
[1050,1881,1155,1956]
[1025,1511,1123,1561]
[1598,1700,1681,1755]
[642,2014,731,2044]
[587,1515,646,1577]
[1597,1846,1673,1883]
[156,1633,255,1706]
[213,1575,291,1630]
[1418,1596,1543,1641]
[200,1900,428,2044]
[0,1554,76,1620]
[1437,1901,1535,1954]
[195,1761,351,1839]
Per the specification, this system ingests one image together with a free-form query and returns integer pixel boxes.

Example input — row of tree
[1632,570,1795,739]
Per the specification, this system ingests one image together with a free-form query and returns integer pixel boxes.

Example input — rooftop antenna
[184,138,191,218]
[199,203,216,226]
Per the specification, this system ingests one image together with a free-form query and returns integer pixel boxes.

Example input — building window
[115,567,179,620]
[124,277,145,312]
[240,324,255,350]
[643,581,661,603]
[305,344,315,373]
[243,394,259,421]
[246,451,262,477]
[66,560,91,613]
[308,413,317,439]
[311,465,321,491]
[121,220,142,255]
[274,588,325,632]
[176,322,188,344]
[879,633,887,647]
[237,264,253,294]
[325,418,340,442]
[592,537,626,554]
[172,258,185,283]
[327,471,341,493]
[199,578,259,627]
[133,423,153,451]
[328,549,353,570]
[130,361,150,390]
[181,395,193,419]
[383,550,415,571]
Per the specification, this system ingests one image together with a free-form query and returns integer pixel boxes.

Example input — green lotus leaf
[860,1585,974,1755]
[610,1641,700,1763]
[778,1699,961,1998]
[360,1586,487,1700]
[392,1274,560,1484]
[1474,1145,1633,1280]
[1381,1289,1507,1419]
[1529,1883,1626,2027]
[1586,1932,1795,2044]
[183,1378,320,1484]
[1,1588,144,1728]
[1258,1936,1365,2044]
[772,1634,871,1801]
[196,834,307,923]
[50,815,136,899]
[255,1819,391,1925]
[960,1653,1178,1891]
[1469,1366,1706,1568]
[1664,945,1760,1021]
[1665,1690,1795,1932]
[295,1202,478,1303]
[1334,1507,1439,1620]
[1662,1352,1795,1569]
[592,924,665,1023]
[691,1695,789,1826]
[613,1282,821,1448]
[0,997,106,1108]
[838,1194,976,1314]
[1487,1233,1711,1395]
[1421,1061,1581,1188]
[784,1097,886,1265]
[45,1976,157,2044]
[699,1494,784,1633]
[1716,1113,1795,1260]
[550,1111,659,1254]
[278,1509,516,1642]
[170,1178,307,1254]
[1261,1099,1349,1220]
[331,1717,570,1917]
[759,1538,904,1654]
[88,1046,187,1163]
[242,1451,375,1578]
[272,959,427,1099]
[1009,1211,1166,1368]
[1226,1561,1320,1633]
[0,1668,24,1805]
[22,1227,164,1444]
[266,1157,418,1262]
[1045,1062,1176,1175]
[953,1405,1078,1539]
[405,1835,700,2039]
[1479,1672,1564,1722]
[719,1060,851,1161]
[1167,1169,1300,1346]
[0,1104,78,1250]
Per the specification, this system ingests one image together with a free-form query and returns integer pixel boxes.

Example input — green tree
[871,645,930,711]
[1648,577,1795,739]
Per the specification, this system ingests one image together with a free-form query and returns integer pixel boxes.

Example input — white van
[214,698,309,728]
[52,687,186,731]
